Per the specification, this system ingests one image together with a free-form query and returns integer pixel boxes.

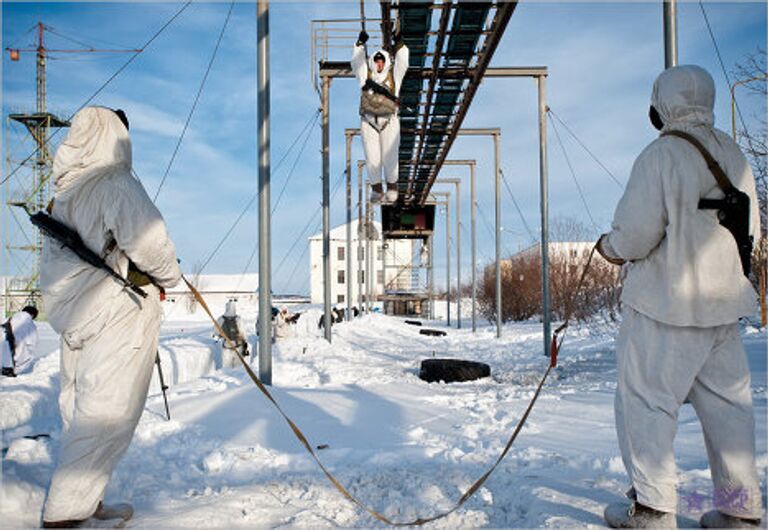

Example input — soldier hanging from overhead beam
[352,25,409,205]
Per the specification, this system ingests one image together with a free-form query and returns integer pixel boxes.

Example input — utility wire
[154,1,235,202]
[272,111,321,214]
[1,0,193,187]
[275,169,347,276]
[547,108,624,189]
[227,108,322,284]
[549,117,600,232]
[499,168,537,243]
[698,1,757,152]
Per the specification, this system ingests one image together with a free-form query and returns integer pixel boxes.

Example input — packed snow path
[2,311,765,528]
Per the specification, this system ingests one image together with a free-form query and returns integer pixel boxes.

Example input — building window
[338,246,345,261]
[358,247,364,260]
[337,294,345,303]
[359,270,365,283]
[337,270,345,284]
[377,246,383,261]
[377,270,384,284]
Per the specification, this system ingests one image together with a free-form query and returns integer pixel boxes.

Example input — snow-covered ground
[1,302,766,528]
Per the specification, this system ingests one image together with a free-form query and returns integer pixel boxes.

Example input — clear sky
[2,1,766,295]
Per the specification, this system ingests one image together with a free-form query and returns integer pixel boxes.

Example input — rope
[184,275,557,526]
[547,108,624,189]
[153,1,235,202]
[549,117,600,232]
[550,243,598,360]
[1,1,194,187]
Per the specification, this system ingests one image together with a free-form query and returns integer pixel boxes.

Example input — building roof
[309,218,382,241]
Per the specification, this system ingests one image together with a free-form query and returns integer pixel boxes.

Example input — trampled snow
[1,302,765,528]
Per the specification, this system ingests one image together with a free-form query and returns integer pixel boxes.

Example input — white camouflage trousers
[615,306,762,518]
[43,288,162,522]
[361,113,400,186]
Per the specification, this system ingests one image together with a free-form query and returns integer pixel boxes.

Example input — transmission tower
[2,22,140,315]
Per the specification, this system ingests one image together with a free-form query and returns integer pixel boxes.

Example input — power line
[549,116,600,232]
[499,168,536,243]
[153,1,235,202]
[698,1,756,150]
[547,108,624,189]
[272,111,321,214]
[1,0,194,187]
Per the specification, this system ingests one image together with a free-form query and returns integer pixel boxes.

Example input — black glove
[357,30,369,46]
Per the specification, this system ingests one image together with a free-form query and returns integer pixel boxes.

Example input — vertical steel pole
[663,0,678,69]
[494,133,502,339]
[471,163,477,332]
[428,235,434,318]
[365,184,372,312]
[455,181,461,329]
[345,133,353,321]
[538,75,551,358]
[446,197,451,327]
[257,0,272,384]
[321,76,332,342]
[357,162,364,310]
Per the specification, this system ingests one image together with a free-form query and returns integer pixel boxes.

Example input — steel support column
[321,75,332,341]
[357,160,365,310]
[344,131,353,320]
[663,0,678,69]
[537,75,551,358]
[257,0,272,384]
[470,163,477,332]
[494,132,502,339]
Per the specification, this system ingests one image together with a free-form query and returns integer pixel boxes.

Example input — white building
[165,273,259,314]
[309,219,414,306]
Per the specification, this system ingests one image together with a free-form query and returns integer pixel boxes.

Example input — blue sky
[2,1,766,295]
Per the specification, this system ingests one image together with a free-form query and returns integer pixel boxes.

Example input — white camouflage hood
[53,106,132,194]
[651,65,715,130]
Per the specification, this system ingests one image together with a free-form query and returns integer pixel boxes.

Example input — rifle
[28,210,148,298]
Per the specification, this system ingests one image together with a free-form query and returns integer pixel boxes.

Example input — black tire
[419,328,446,337]
[404,319,423,326]
[419,359,490,383]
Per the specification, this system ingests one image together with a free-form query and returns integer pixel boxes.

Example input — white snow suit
[603,66,762,517]
[352,43,409,187]
[215,300,245,368]
[40,106,182,523]
[1,311,38,372]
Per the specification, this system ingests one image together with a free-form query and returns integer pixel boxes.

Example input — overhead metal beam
[417,1,519,204]
[318,62,547,79]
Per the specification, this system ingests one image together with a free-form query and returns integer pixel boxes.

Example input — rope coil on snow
[183,274,556,526]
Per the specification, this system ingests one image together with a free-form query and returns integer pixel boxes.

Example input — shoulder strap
[661,130,734,192]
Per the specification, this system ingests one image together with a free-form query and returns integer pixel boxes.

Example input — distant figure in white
[352,29,409,204]
[598,66,762,529]
[40,106,182,527]
[1,305,39,377]
[215,299,249,367]
[274,306,295,340]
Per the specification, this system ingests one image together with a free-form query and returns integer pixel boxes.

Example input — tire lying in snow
[419,359,491,383]
[404,319,423,326]
[419,328,446,337]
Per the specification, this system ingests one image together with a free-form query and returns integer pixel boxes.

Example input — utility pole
[257,0,273,384]
[663,0,678,69]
